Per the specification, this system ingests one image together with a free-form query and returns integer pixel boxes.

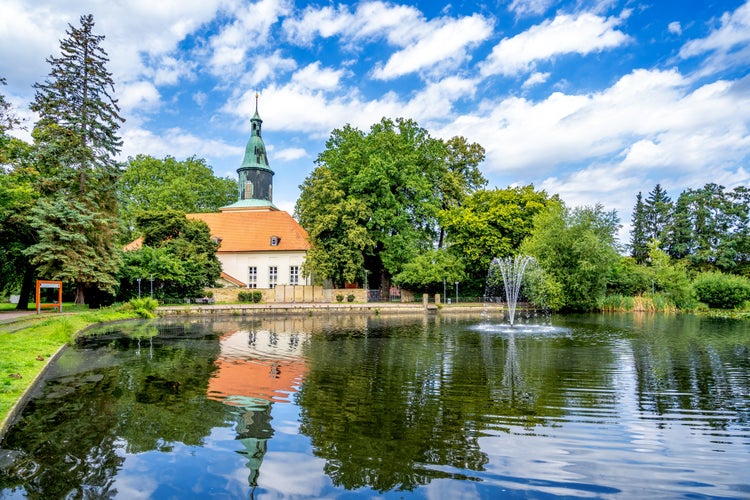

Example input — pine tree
[629,192,649,263]
[644,184,672,251]
[26,15,124,305]
[667,191,693,260]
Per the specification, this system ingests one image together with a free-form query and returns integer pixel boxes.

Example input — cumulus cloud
[291,62,345,91]
[480,12,630,77]
[121,126,243,162]
[668,21,682,36]
[372,14,493,80]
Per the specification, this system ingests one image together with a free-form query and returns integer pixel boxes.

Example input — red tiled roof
[187,210,310,252]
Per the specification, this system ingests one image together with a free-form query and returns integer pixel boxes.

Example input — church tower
[223,93,277,211]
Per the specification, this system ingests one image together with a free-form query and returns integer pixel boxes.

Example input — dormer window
[270,236,280,246]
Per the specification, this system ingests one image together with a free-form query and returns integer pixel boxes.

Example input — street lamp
[137,278,141,299]
[455,282,459,304]
[443,278,446,304]
[150,274,153,299]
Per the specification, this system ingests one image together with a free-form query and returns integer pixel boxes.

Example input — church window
[244,181,253,199]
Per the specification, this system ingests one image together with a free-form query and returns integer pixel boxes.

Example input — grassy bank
[0,307,140,429]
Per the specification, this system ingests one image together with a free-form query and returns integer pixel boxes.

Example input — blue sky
[2,0,749,242]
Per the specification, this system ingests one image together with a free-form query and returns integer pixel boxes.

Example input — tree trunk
[15,264,36,311]
[75,282,86,305]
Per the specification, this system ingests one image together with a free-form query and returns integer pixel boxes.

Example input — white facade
[218,250,309,288]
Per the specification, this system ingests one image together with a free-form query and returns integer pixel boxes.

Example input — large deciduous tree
[521,202,621,311]
[25,14,124,305]
[295,117,484,291]
[118,155,237,242]
[439,185,554,291]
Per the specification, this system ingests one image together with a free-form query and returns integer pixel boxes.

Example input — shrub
[237,291,251,302]
[127,297,159,318]
[347,294,355,302]
[693,272,750,309]
[252,290,262,303]
[336,294,344,302]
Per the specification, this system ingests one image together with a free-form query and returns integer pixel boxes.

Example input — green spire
[239,92,271,172]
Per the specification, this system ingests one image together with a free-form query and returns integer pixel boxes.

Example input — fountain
[486,255,536,327]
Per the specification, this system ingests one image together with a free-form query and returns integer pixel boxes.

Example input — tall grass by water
[599,293,677,313]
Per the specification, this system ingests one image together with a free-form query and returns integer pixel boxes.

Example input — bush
[336,294,344,302]
[693,272,750,309]
[347,294,355,302]
[126,297,159,318]
[252,290,262,303]
[237,291,251,302]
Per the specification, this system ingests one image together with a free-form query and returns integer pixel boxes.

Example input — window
[290,266,299,285]
[270,236,280,246]
[269,266,278,289]
[248,266,257,289]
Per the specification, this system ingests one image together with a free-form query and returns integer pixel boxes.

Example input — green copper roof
[238,98,272,173]
[221,198,278,210]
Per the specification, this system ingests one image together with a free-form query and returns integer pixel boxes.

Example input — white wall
[218,250,308,288]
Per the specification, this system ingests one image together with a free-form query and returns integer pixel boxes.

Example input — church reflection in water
[204,315,370,488]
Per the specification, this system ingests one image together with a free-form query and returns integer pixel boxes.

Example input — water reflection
[0,314,748,499]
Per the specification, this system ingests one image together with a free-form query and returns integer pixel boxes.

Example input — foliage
[336,294,344,302]
[296,117,485,289]
[440,185,554,291]
[392,248,465,293]
[644,184,672,251]
[692,271,750,309]
[122,297,159,318]
[608,257,652,296]
[629,192,649,264]
[119,210,221,300]
[118,155,236,242]
[598,293,676,313]
[647,243,695,309]
[347,294,355,302]
[25,15,123,305]
[521,202,621,311]
[237,290,262,303]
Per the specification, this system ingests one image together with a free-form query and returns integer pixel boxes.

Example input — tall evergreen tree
[629,191,648,264]
[26,14,124,305]
[644,184,672,250]
[667,191,693,260]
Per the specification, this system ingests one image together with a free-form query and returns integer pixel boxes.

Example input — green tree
[118,155,237,242]
[439,185,554,292]
[392,248,465,293]
[119,210,221,299]
[667,191,693,260]
[644,184,672,250]
[25,15,124,305]
[521,202,621,311]
[629,192,649,264]
[296,118,477,290]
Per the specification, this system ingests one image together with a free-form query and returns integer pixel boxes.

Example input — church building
[187,97,310,288]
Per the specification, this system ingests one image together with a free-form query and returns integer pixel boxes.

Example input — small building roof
[187,210,310,253]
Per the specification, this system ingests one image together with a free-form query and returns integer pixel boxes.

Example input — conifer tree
[644,184,672,250]
[629,192,649,264]
[26,14,124,305]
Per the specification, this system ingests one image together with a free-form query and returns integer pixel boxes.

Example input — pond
[1,312,749,498]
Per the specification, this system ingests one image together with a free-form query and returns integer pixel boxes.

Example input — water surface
[1,313,749,498]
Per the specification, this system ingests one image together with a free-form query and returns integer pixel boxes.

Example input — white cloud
[291,62,345,91]
[282,1,424,46]
[121,126,243,162]
[680,2,750,57]
[373,14,493,80]
[523,71,551,88]
[480,12,630,77]
[118,81,161,112]
[275,147,307,161]
[668,21,682,36]
[509,0,556,17]
[679,1,750,76]
[207,0,291,77]
[242,50,298,87]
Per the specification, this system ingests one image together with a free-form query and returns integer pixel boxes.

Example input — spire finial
[255,91,259,113]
